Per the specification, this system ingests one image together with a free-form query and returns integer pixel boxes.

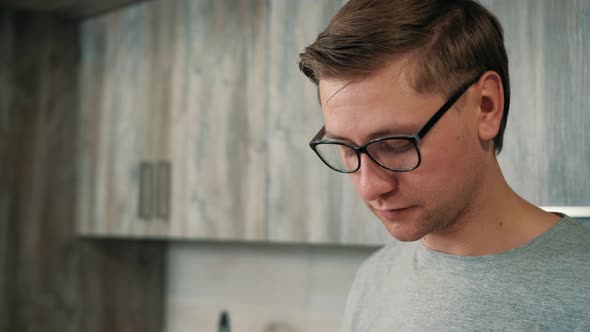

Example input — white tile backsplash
[165,242,379,332]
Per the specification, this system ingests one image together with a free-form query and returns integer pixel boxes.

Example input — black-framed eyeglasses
[309,74,482,173]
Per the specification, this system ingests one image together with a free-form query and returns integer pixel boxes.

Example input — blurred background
[0,0,588,331]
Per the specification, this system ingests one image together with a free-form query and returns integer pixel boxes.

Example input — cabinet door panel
[135,1,177,236]
[78,4,158,236]
[160,0,268,239]
[78,0,269,239]
[266,0,391,245]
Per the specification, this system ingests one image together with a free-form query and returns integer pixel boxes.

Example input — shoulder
[530,217,590,284]
[562,217,590,238]
[545,217,590,252]
[534,218,590,318]
[525,216,590,265]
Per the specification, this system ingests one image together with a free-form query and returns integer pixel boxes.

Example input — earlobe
[477,72,504,142]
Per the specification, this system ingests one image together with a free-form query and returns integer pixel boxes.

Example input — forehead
[319,63,413,109]
[318,63,444,141]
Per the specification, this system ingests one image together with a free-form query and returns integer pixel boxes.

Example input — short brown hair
[299,0,510,154]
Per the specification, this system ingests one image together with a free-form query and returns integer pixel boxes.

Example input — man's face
[318,63,486,242]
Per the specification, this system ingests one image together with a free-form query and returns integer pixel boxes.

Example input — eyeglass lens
[315,138,419,172]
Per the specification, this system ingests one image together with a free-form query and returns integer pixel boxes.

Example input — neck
[420,160,561,256]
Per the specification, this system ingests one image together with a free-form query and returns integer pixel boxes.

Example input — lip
[375,206,413,220]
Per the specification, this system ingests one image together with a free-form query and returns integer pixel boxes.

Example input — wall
[165,243,376,332]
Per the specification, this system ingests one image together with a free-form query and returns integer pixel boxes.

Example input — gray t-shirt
[342,216,590,331]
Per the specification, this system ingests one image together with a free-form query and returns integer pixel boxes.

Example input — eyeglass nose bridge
[350,144,386,173]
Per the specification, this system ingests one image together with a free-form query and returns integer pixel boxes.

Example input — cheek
[411,128,478,198]
[425,117,478,168]
[349,173,360,191]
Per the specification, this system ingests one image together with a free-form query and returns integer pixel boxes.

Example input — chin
[386,229,426,242]
[381,219,433,242]
[370,206,433,241]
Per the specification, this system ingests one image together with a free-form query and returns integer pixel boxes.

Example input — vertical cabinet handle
[138,161,171,221]
[138,162,154,220]
[156,161,171,221]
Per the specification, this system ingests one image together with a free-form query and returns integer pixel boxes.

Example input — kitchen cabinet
[265,0,590,244]
[265,0,390,245]
[77,0,383,243]
[78,0,270,239]
[78,0,589,243]
[78,2,173,236]
[163,0,269,240]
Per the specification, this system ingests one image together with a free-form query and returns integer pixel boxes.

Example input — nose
[354,153,397,202]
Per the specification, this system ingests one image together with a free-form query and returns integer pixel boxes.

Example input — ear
[476,71,504,143]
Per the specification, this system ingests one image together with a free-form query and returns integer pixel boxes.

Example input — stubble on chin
[370,206,437,242]
[384,220,434,242]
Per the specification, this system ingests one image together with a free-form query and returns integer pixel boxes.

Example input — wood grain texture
[79,1,166,236]
[0,0,150,19]
[266,0,590,243]
[165,0,269,240]
[0,9,166,332]
[0,10,12,331]
[79,0,590,244]
[485,0,590,206]
[79,0,390,244]
[80,240,166,332]
[266,0,390,245]
[79,0,270,240]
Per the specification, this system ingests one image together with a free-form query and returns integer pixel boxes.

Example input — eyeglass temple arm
[416,75,482,139]
[310,125,326,144]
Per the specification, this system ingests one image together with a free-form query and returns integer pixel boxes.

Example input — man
[298,0,590,330]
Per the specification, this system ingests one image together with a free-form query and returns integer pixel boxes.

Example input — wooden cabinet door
[161,0,269,240]
[78,4,164,237]
[78,0,270,240]
[266,0,391,245]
